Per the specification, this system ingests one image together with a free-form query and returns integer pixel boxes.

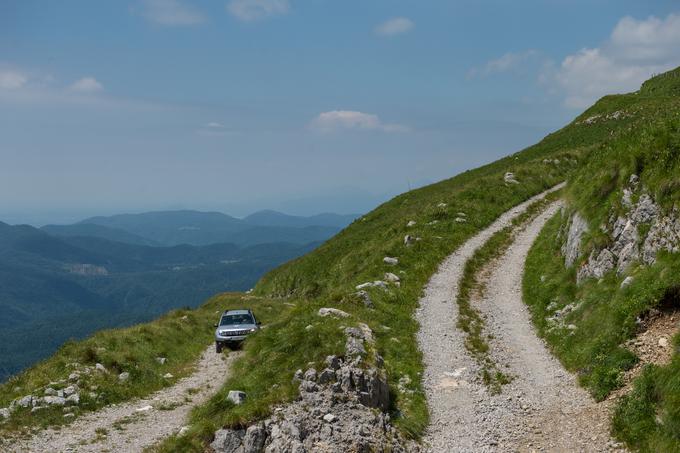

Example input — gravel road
[10,345,239,453]
[417,186,624,452]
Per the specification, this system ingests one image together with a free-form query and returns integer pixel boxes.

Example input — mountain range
[42,209,359,247]
[0,209,357,380]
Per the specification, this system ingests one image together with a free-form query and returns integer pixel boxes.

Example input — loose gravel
[416,185,625,452]
[10,346,239,453]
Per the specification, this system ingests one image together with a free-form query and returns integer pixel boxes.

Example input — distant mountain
[0,220,317,380]
[243,210,359,228]
[42,223,159,246]
[50,209,358,247]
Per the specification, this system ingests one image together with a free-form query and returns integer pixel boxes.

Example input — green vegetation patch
[0,293,284,437]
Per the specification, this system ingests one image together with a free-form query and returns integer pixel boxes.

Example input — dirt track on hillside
[416,186,626,452]
[9,346,239,453]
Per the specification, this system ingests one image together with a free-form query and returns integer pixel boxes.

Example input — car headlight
[249,328,257,333]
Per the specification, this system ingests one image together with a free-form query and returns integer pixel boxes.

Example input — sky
[1,0,680,225]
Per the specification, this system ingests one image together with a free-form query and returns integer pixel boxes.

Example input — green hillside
[3,67,680,452]
[523,67,680,452]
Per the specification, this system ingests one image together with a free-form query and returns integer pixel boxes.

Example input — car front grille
[221,330,250,336]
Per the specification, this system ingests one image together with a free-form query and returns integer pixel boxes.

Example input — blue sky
[1,0,679,224]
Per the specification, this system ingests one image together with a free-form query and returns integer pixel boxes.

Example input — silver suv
[214,309,260,353]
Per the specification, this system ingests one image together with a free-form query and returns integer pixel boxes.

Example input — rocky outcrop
[565,175,680,283]
[210,324,418,453]
[562,212,589,267]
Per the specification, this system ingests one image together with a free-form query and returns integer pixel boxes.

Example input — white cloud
[0,70,27,89]
[227,0,289,22]
[140,0,206,26]
[311,110,408,133]
[468,50,539,78]
[69,77,103,93]
[548,13,680,108]
[374,17,414,37]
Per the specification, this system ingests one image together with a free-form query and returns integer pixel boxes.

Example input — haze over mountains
[0,209,358,381]
[42,209,359,247]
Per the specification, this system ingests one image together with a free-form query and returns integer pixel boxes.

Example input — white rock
[318,308,350,318]
[118,372,130,382]
[136,405,153,412]
[163,373,174,379]
[43,396,66,406]
[406,220,416,227]
[95,363,108,373]
[178,426,190,436]
[63,385,78,397]
[620,276,634,288]
[323,413,337,423]
[68,372,80,382]
[66,393,80,405]
[227,390,247,405]
[0,408,10,419]
[383,257,399,265]
[44,388,57,396]
[504,172,520,184]
[384,272,400,283]
[156,357,167,365]
[454,217,467,223]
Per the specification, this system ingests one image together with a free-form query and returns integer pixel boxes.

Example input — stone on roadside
[318,307,350,318]
[227,390,247,405]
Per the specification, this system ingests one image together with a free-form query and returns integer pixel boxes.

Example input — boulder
[118,372,130,382]
[303,368,317,382]
[318,307,350,318]
[95,363,108,373]
[43,396,66,406]
[243,423,267,452]
[63,385,78,397]
[66,393,80,405]
[620,276,634,288]
[227,390,247,405]
[355,290,373,308]
[562,212,589,267]
[211,428,245,453]
[384,272,400,283]
[504,172,519,184]
[44,388,57,396]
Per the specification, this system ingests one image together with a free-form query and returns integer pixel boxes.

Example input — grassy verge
[0,293,284,437]
[456,192,559,392]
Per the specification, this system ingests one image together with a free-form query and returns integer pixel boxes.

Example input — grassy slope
[523,68,680,451]
[0,294,286,438]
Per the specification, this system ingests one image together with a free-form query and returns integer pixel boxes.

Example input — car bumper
[215,335,247,343]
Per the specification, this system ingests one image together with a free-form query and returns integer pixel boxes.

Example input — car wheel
[216,342,223,354]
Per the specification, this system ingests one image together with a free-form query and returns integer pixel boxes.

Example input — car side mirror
[213,323,218,328]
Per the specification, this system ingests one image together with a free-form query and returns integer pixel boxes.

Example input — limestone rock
[211,428,245,453]
[383,256,399,265]
[562,212,589,267]
[318,307,350,318]
[227,391,247,406]
[118,372,130,382]
[504,172,519,184]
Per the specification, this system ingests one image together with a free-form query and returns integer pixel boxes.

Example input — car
[214,309,260,353]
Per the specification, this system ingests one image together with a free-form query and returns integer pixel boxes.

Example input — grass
[0,293,285,437]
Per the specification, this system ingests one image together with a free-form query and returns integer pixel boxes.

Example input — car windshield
[220,314,254,326]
